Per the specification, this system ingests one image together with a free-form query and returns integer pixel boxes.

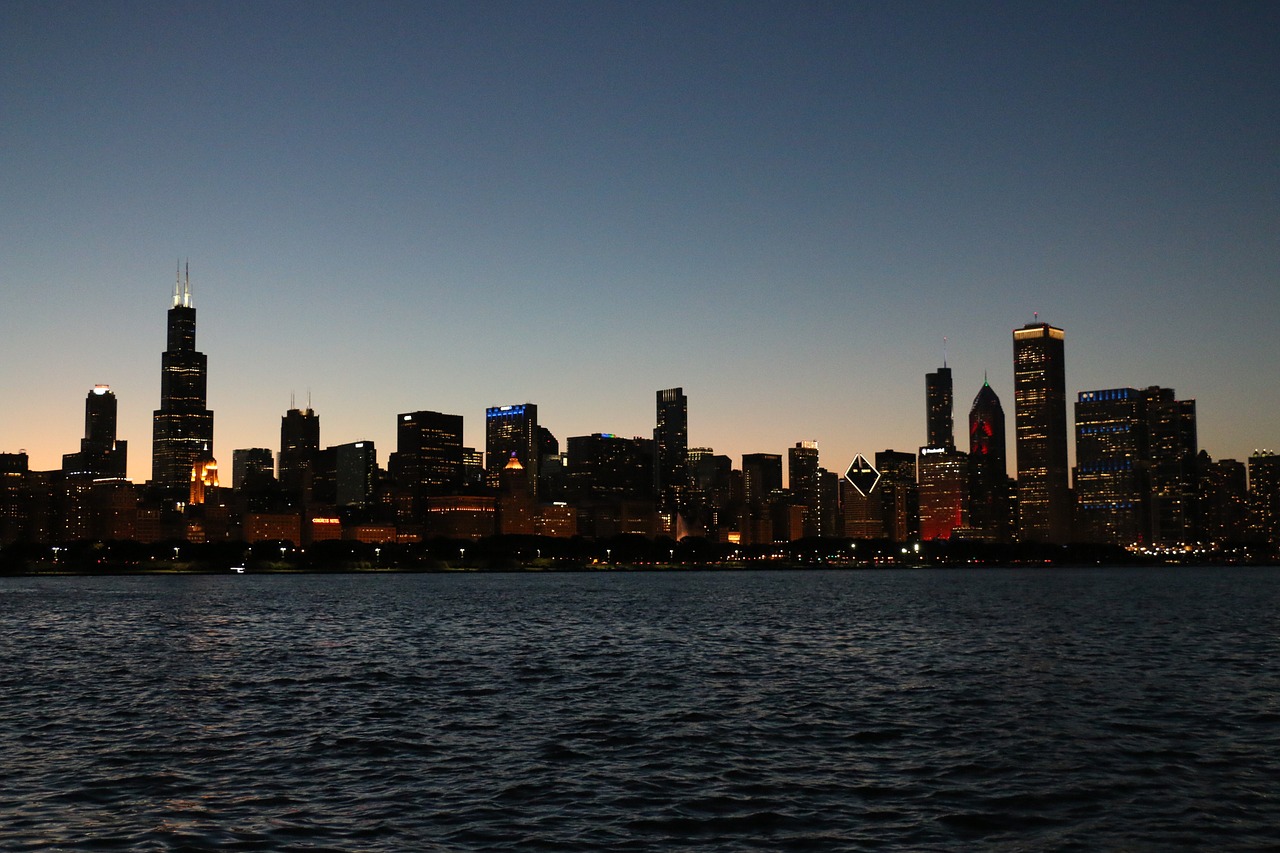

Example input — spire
[173,259,182,307]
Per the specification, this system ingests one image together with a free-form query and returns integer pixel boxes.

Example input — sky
[2,1,1278,485]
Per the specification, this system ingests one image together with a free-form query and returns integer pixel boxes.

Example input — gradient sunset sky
[3,1,1277,484]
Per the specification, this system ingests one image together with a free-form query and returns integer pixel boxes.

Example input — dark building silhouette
[925,365,954,449]
[876,449,918,542]
[151,265,214,499]
[1198,452,1248,545]
[655,388,689,520]
[1144,387,1198,545]
[788,441,821,538]
[279,405,320,499]
[0,452,29,545]
[967,380,1010,541]
[62,385,127,479]
[486,404,538,492]
[742,453,783,509]
[1013,321,1070,543]
[565,433,655,503]
[390,410,465,511]
[232,448,275,491]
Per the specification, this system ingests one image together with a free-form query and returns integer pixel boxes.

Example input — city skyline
[3,3,1277,481]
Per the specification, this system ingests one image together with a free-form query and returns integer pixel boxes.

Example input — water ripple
[2,568,1279,850]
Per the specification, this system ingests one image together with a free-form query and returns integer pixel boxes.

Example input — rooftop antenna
[183,260,192,308]
[942,336,948,368]
[1033,311,1039,323]
[290,391,296,410]
[173,259,182,307]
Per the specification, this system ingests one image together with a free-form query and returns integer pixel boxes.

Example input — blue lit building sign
[486,405,527,418]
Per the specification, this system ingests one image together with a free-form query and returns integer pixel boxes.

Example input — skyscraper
[1013,321,1070,543]
[279,404,320,499]
[486,404,538,492]
[63,385,128,479]
[967,380,1010,540]
[655,388,689,518]
[788,441,821,538]
[152,264,213,499]
[231,447,274,492]
[390,410,465,510]
[1075,388,1146,545]
[1074,386,1198,546]
[925,365,954,449]
[1248,450,1279,546]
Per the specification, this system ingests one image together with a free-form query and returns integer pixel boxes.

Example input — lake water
[1,567,1277,851]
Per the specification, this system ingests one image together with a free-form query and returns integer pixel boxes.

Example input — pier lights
[459,548,466,562]
[606,548,612,563]
[279,545,287,561]
[375,547,381,565]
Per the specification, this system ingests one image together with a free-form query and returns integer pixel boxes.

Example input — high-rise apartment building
[925,365,954,449]
[63,385,128,479]
[655,388,689,518]
[152,265,214,498]
[1013,321,1070,543]
[486,404,538,492]
[967,381,1010,540]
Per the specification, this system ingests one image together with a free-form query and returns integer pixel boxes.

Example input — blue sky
[2,1,1277,483]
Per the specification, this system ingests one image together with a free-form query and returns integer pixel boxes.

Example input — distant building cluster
[1,273,1277,556]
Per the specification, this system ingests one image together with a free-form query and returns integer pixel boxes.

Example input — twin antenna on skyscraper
[172,259,193,309]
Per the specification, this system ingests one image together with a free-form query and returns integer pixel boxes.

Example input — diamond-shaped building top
[843,454,881,496]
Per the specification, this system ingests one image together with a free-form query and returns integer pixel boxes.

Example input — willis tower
[151,263,214,499]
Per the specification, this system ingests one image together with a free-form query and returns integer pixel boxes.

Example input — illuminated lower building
[917,446,968,540]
